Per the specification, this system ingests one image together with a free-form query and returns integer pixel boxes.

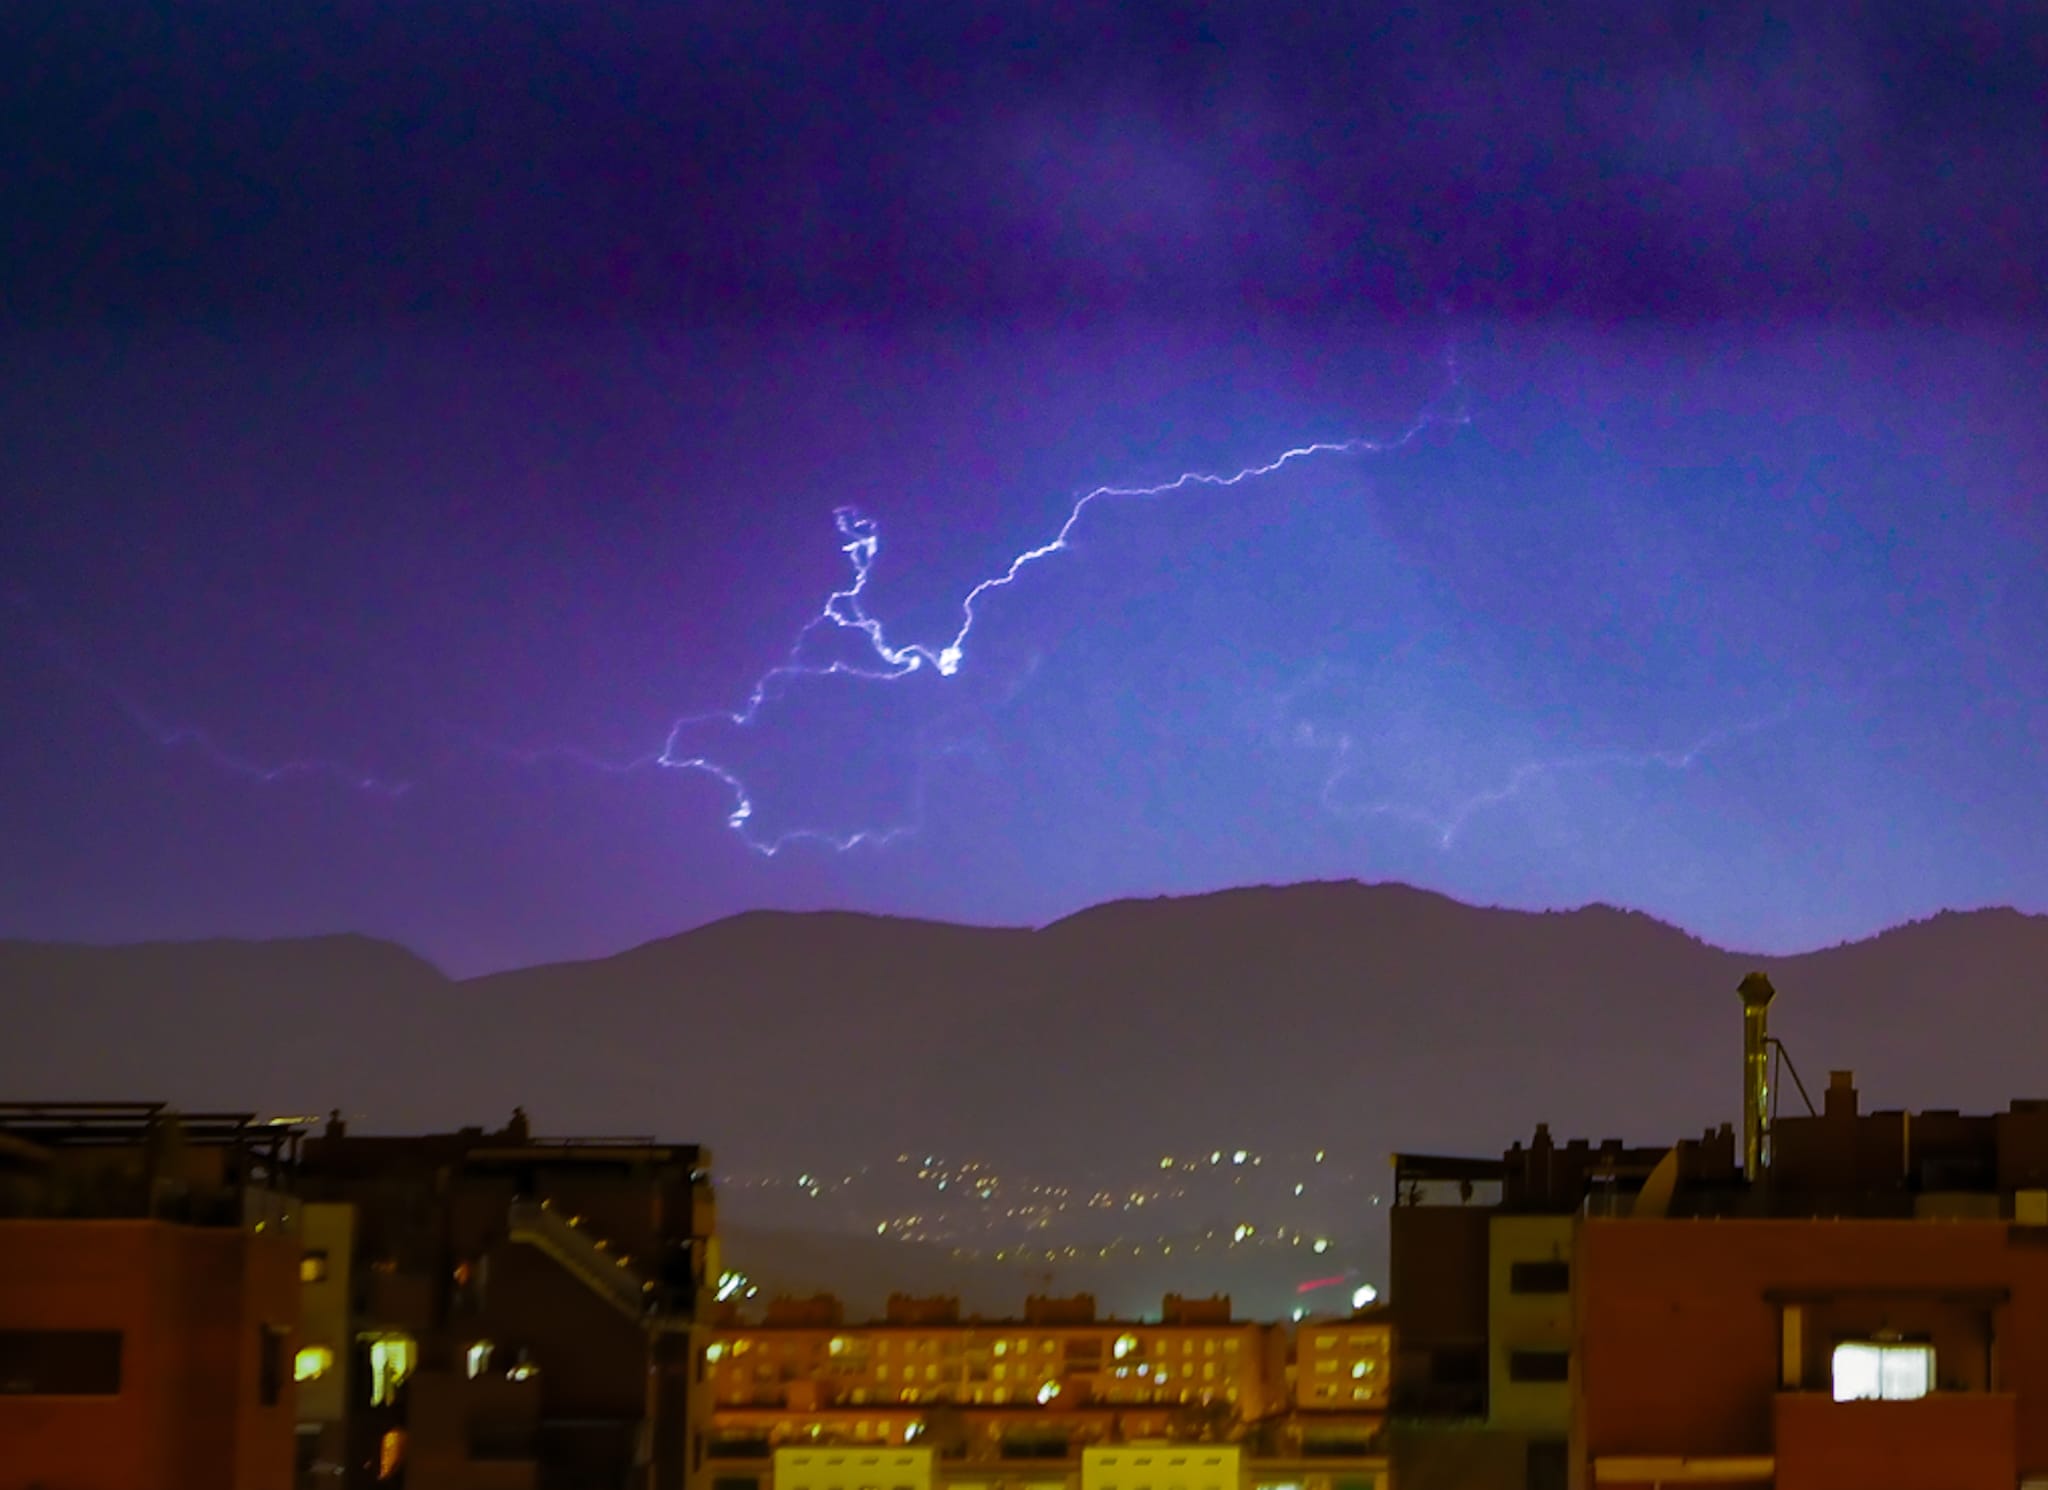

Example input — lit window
[993,1341,1007,1357]
[365,1336,417,1406]
[300,1252,329,1284]
[878,1364,891,1380]
[378,1429,406,1480]
[1114,1334,1139,1360]
[706,1342,727,1364]
[295,1345,335,1383]
[466,1342,495,1379]
[1832,1342,1933,1402]
[830,1337,849,1356]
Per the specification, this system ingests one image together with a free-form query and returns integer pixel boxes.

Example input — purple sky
[4,3,2045,975]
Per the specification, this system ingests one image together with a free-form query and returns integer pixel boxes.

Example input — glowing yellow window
[378,1429,406,1481]
[299,1251,329,1284]
[295,1345,334,1382]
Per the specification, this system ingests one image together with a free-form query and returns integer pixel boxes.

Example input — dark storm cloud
[6,1,2043,325]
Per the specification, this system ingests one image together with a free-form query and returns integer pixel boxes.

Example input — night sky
[4,4,2044,975]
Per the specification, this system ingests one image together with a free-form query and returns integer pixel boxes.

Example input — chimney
[1738,972,1777,1179]
[1826,1070,1858,1120]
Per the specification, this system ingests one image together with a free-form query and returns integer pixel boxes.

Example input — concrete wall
[1576,1218,2048,1482]
[1487,1216,1573,1433]
[775,1445,935,1490]
[0,1219,301,1490]
[1083,1444,1238,1490]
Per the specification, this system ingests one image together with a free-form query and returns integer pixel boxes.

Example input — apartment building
[702,1292,1386,1490]
[294,1109,716,1490]
[1389,971,2048,1490]
[0,1101,305,1490]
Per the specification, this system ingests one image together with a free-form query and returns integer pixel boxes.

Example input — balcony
[1775,1391,2015,1490]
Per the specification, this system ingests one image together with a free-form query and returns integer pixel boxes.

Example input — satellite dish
[1631,1147,1681,1219]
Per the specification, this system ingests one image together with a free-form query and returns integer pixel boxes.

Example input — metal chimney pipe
[1738,972,1777,1179]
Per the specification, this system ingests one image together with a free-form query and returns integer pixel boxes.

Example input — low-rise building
[0,1100,305,1490]
[703,1293,1386,1490]
[295,1108,716,1490]
[1388,971,2048,1490]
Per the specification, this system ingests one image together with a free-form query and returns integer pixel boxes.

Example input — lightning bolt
[7,594,412,798]
[651,378,1470,852]
[1296,707,1792,848]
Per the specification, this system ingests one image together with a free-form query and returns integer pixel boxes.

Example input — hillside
[5,884,2046,1181]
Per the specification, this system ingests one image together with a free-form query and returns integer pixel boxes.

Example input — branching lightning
[7,594,411,798]
[651,385,1470,852]
[1296,707,1792,848]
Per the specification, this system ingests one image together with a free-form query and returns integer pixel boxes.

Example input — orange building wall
[1577,1219,2048,1478]
[0,1219,301,1490]
[1773,1391,2015,1490]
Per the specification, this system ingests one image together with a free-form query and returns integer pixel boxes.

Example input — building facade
[294,1109,716,1490]
[0,1101,305,1490]
[1389,971,2048,1490]
[701,1293,1386,1490]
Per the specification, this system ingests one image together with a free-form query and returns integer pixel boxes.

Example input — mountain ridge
[5,881,2046,1179]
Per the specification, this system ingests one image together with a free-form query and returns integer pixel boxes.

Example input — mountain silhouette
[5,884,2046,1183]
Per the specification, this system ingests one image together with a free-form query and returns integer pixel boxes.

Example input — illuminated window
[365,1335,417,1406]
[378,1428,406,1481]
[706,1342,727,1364]
[1205,1341,1217,1356]
[1223,1339,1239,1354]
[878,1364,891,1380]
[295,1345,335,1383]
[1203,1363,1215,1381]
[830,1337,849,1356]
[1314,1360,1337,1375]
[993,1341,1008,1357]
[466,1342,495,1379]
[1114,1333,1139,1360]
[1832,1342,1933,1402]
[300,1251,329,1284]
[994,1364,1007,1380]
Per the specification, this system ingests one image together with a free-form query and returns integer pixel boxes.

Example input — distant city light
[1313,1238,1330,1254]
[1352,1284,1378,1309]
[1037,1381,1059,1404]
[1232,1150,1248,1165]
